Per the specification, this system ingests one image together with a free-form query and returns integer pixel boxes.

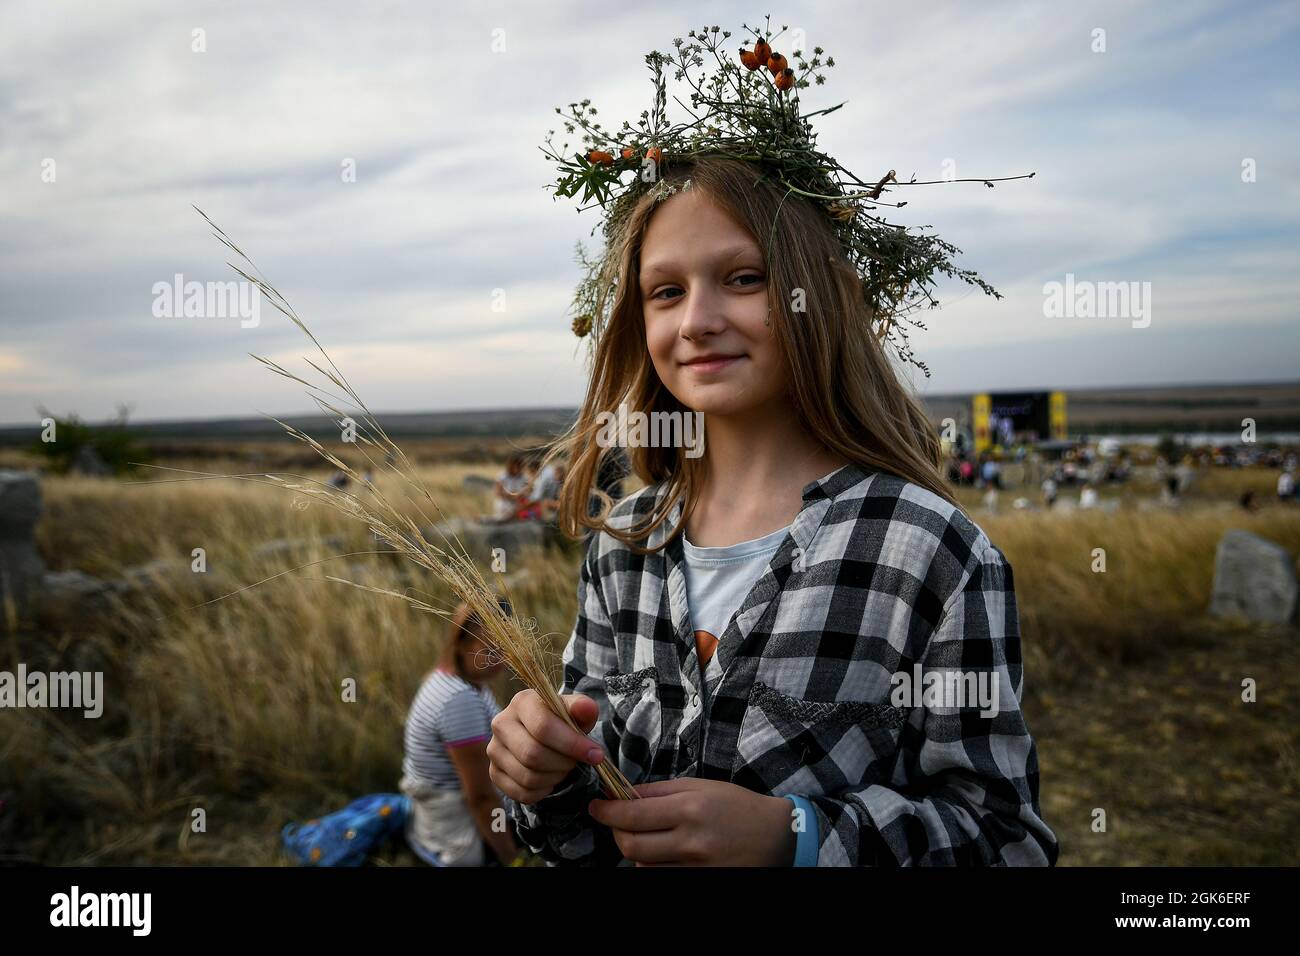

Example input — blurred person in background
[1173,455,1195,496]
[490,453,531,522]
[1079,482,1098,509]
[529,459,567,522]
[400,601,522,867]
[515,458,545,520]
[1278,468,1295,503]
[1041,475,1059,509]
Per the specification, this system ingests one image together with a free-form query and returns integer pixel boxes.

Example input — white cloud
[0,0,1296,424]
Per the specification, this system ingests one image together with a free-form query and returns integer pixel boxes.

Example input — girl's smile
[680,354,745,374]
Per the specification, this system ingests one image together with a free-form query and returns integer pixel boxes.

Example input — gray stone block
[0,470,45,619]
[1208,530,1299,625]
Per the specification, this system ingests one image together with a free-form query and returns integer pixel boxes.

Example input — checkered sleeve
[503,535,625,865]
[807,544,1059,866]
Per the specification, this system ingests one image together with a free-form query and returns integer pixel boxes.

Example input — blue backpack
[281,794,411,866]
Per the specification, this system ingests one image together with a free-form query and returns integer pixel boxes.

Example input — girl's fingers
[487,735,574,796]
[487,762,554,805]
[630,779,697,798]
[516,696,605,766]
[608,826,687,865]
[588,793,685,832]
[490,717,579,776]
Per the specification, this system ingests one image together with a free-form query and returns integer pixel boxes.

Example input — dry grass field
[2,451,1297,865]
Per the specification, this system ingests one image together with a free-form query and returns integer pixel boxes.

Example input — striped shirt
[504,461,1059,866]
[403,667,501,790]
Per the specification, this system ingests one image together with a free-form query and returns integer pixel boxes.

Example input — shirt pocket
[602,665,663,782]
[729,681,907,797]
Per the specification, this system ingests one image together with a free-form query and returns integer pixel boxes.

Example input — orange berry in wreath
[587,149,614,166]
[739,48,760,70]
[775,68,795,91]
[767,52,787,75]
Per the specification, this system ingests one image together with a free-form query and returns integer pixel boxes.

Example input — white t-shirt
[681,523,791,692]
[530,464,561,503]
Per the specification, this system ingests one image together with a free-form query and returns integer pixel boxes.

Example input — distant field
[2,456,1298,865]
[2,379,1298,448]
[0,435,559,477]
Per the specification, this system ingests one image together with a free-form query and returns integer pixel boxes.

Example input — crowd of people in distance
[945,441,1300,515]
[484,449,629,528]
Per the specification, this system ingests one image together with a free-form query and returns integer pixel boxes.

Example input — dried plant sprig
[190,205,638,801]
[541,15,1035,377]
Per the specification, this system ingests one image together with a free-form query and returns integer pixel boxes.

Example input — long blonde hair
[540,156,956,553]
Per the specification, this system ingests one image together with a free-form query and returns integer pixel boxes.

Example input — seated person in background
[400,601,521,867]
[515,459,544,521]
[528,459,566,522]
[490,454,531,522]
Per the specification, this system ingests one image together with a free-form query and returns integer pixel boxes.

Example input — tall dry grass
[981,506,1300,687]
[5,464,588,862]
[36,463,493,577]
[3,466,1298,863]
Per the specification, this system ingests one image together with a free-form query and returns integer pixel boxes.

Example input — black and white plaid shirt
[505,461,1059,866]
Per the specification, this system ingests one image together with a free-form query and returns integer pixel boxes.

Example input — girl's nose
[677,283,728,340]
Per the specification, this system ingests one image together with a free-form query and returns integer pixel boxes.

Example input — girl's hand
[487,690,606,804]
[588,778,800,866]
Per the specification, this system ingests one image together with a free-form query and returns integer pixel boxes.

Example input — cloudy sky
[1,0,1297,427]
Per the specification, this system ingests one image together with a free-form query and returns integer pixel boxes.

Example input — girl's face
[640,189,787,416]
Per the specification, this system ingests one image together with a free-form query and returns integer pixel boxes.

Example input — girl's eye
[648,273,763,301]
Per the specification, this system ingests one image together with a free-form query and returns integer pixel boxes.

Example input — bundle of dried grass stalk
[192,205,637,801]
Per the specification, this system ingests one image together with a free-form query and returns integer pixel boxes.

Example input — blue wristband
[783,795,819,867]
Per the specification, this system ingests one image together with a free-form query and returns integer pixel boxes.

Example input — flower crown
[541,16,1033,377]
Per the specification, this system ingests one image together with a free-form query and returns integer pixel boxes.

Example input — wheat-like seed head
[192,205,639,802]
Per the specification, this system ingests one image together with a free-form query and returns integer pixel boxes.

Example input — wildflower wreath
[541,16,1033,376]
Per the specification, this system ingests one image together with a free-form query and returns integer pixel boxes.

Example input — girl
[401,600,521,866]
[486,156,1058,866]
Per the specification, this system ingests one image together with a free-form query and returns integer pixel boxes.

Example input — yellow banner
[973,393,992,454]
